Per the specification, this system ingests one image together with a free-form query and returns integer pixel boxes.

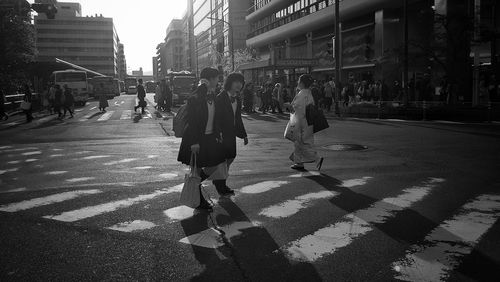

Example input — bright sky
[30,0,187,74]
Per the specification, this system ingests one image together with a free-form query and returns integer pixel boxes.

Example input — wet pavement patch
[322,144,368,151]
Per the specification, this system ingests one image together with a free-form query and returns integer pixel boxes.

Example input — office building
[182,1,196,72]
[242,0,499,104]
[152,56,159,81]
[165,19,185,72]
[34,1,121,77]
[192,0,251,75]
[117,43,127,80]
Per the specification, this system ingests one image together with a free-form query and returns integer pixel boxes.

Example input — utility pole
[403,0,409,105]
[334,0,341,103]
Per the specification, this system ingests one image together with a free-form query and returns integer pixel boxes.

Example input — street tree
[0,0,36,94]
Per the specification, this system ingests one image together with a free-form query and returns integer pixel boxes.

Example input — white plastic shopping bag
[180,153,201,208]
[206,161,229,181]
[284,113,299,142]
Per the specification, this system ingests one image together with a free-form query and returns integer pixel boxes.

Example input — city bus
[51,69,89,106]
[169,71,196,104]
[124,77,137,94]
[90,76,115,99]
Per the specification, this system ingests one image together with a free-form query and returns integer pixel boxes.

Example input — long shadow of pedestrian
[181,196,323,282]
[302,172,495,281]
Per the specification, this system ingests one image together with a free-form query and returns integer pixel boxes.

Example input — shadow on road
[180,195,322,281]
[303,172,495,281]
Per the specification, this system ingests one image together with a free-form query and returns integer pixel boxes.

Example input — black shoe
[219,188,235,196]
[196,200,213,211]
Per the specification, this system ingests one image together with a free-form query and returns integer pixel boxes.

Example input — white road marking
[132,166,152,170]
[44,184,184,222]
[0,146,13,149]
[0,168,19,175]
[0,189,102,212]
[159,173,178,179]
[79,111,96,121]
[49,154,64,158]
[0,188,27,193]
[120,110,132,120]
[392,194,500,282]
[22,151,42,156]
[25,159,38,162]
[179,221,260,249]
[10,147,38,152]
[51,148,64,151]
[65,177,95,183]
[7,160,21,164]
[147,155,158,159]
[73,151,92,155]
[97,111,114,121]
[89,106,97,110]
[341,176,373,188]
[240,181,290,194]
[114,101,120,106]
[260,191,339,219]
[5,121,21,126]
[164,205,197,221]
[80,155,110,160]
[289,171,321,178]
[45,171,68,175]
[103,158,137,166]
[281,178,445,262]
[106,220,157,232]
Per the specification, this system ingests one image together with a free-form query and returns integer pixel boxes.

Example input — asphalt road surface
[0,93,499,281]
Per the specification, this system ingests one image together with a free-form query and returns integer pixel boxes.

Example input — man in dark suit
[213,72,248,195]
[134,78,146,114]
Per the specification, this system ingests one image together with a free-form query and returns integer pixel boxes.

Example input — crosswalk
[1,107,156,129]
[0,174,498,280]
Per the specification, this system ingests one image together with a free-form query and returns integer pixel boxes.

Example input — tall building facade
[242,0,499,104]
[192,0,251,76]
[165,19,185,72]
[182,1,196,72]
[152,56,159,81]
[34,1,120,77]
[156,42,167,79]
[117,43,127,80]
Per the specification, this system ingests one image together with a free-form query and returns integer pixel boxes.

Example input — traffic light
[31,3,57,19]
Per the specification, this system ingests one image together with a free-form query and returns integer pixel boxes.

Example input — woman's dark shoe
[316,157,324,171]
[219,187,235,196]
[291,164,305,170]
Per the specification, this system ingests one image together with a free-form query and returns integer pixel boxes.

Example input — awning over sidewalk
[238,59,271,71]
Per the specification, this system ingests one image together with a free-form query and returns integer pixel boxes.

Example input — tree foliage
[0,7,36,93]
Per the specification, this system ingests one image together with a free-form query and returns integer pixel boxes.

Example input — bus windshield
[56,72,87,82]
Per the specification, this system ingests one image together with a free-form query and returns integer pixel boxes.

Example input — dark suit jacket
[177,84,221,166]
[215,90,247,160]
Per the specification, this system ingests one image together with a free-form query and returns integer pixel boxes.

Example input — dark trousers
[271,99,282,113]
[24,109,33,122]
[200,158,234,193]
[63,106,73,116]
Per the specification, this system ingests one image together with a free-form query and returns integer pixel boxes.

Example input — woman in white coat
[288,74,324,170]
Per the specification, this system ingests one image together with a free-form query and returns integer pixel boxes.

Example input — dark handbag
[139,100,147,107]
[306,104,329,133]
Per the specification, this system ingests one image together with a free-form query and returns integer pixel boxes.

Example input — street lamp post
[208,16,234,72]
